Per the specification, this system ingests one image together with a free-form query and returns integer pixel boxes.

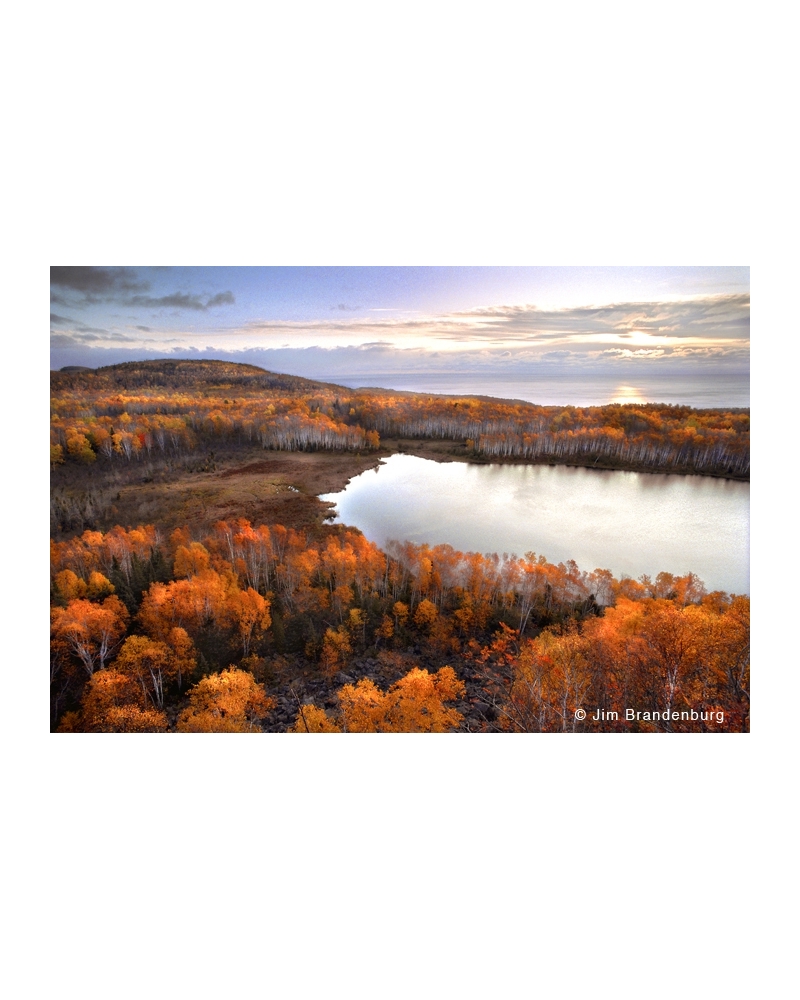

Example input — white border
[7,2,791,995]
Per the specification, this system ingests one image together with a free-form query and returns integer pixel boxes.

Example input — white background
[3,1,794,997]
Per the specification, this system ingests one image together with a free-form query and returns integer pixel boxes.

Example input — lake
[319,454,750,594]
[329,371,750,409]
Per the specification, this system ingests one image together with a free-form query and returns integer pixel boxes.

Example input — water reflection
[609,384,647,404]
[320,454,750,594]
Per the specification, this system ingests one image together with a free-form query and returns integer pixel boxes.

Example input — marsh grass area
[50,434,509,541]
[51,443,373,540]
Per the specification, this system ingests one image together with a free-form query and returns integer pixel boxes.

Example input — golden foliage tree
[289,704,342,733]
[177,669,275,732]
[320,626,352,677]
[502,624,592,732]
[54,569,87,603]
[173,542,212,579]
[86,571,116,599]
[74,669,169,732]
[413,598,438,629]
[113,631,196,709]
[392,601,409,628]
[291,666,466,733]
[375,614,394,644]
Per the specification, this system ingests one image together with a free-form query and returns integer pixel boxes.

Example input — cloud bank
[51,290,747,344]
[50,266,235,312]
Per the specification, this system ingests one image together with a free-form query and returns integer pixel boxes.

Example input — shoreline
[50,435,749,543]
[372,437,750,483]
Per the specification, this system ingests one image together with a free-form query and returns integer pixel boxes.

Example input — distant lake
[320,454,750,595]
[328,371,749,409]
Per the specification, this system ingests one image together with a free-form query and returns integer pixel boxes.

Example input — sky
[50,266,750,380]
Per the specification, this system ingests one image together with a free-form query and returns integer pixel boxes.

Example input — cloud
[125,290,235,311]
[50,318,109,335]
[447,294,750,343]
[51,341,750,385]
[238,294,749,349]
[49,267,234,312]
[50,266,148,295]
[51,334,82,348]
[331,303,360,311]
[50,329,134,346]
[602,348,667,359]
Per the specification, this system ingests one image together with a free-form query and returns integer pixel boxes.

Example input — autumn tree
[74,669,168,732]
[230,588,272,657]
[289,704,342,733]
[320,626,352,677]
[53,569,87,603]
[177,668,275,732]
[164,626,197,690]
[500,625,592,732]
[375,614,394,645]
[86,572,116,599]
[713,595,750,728]
[393,602,409,629]
[66,432,96,464]
[50,596,130,677]
[633,601,704,726]
[114,629,196,709]
[347,607,367,647]
[173,542,212,578]
[137,568,241,664]
[413,598,438,629]
[293,666,466,733]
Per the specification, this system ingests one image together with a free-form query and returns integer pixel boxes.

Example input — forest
[50,361,750,733]
[51,359,749,479]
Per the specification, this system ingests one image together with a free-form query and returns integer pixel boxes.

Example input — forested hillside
[51,519,749,733]
[51,360,749,479]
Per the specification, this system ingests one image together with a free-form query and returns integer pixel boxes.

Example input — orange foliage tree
[50,596,130,676]
[319,626,352,678]
[113,628,197,709]
[65,669,168,732]
[177,669,275,732]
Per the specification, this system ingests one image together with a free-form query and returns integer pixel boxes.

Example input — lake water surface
[320,454,750,594]
[330,371,750,409]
